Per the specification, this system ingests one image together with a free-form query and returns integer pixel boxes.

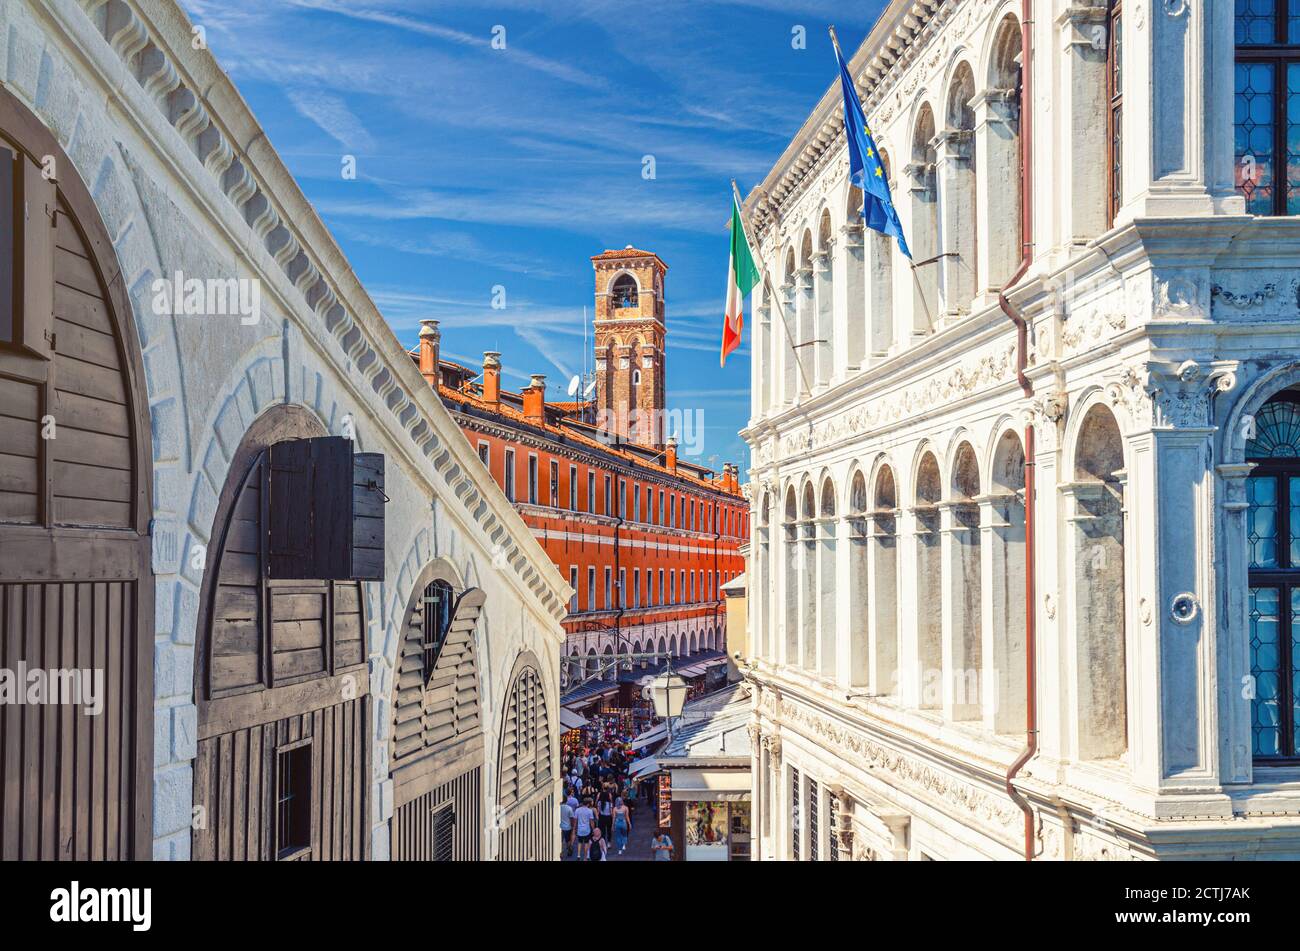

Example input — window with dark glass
[1246,393,1300,760]
[569,464,578,509]
[420,579,455,681]
[527,455,538,504]
[504,448,516,501]
[549,459,559,506]
[1235,0,1300,215]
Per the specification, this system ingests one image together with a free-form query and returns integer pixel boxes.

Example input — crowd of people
[558,717,674,862]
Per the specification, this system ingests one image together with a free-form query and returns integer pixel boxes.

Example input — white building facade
[0,0,569,861]
[743,0,1300,859]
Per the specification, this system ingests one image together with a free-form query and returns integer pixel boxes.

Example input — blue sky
[179,0,886,471]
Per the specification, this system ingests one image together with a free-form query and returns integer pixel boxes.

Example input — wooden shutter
[267,437,384,581]
[18,151,53,357]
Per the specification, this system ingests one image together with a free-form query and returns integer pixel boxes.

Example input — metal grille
[808,778,819,861]
[433,805,455,862]
[828,795,840,861]
[790,766,801,860]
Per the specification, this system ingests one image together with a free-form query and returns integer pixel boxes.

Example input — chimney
[523,373,546,424]
[726,464,737,492]
[418,319,441,388]
[482,351,502,411]
[665,436,677,473]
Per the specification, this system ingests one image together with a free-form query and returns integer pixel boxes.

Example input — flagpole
[731,179,814,398]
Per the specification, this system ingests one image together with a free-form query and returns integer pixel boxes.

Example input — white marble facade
[743,0,1300,859]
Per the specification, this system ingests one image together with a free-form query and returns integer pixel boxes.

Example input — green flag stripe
[729,197,760,295]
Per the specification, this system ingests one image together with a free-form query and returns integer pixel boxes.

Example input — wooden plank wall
[191,696,369,861]
[0,580,139,860]
[391,765,480,861]
[498,792,554,862]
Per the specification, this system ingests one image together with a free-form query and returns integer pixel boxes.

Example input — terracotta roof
[590,247,668,271]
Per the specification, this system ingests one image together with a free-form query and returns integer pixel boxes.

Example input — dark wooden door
[0,88,153,859]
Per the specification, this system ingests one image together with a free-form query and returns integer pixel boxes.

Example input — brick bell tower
[590,246,667,448]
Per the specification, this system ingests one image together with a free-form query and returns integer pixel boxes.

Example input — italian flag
[721,192,760,367]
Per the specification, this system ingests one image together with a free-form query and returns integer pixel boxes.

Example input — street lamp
[649,670,689,740]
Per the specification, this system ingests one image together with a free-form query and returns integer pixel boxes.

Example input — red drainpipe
[998,0,1037,862]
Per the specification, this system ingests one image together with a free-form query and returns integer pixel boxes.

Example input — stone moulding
[68,0,568,624]
[770,693,1027,852]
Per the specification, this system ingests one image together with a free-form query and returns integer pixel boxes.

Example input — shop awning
[629,723,667,751]
[669,768,751,802]
[676,657,728,679]
[628,756,660,780]
[560,708,589,731]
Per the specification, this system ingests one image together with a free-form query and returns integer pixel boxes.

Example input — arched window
[941,63,977,315]
[915,452,943,709]
[872,466,900,696]
[782,248,799,403]
[420,579,455,681]
[987,15,1024,288]
[844,186,868,367]
[867,153,895,358]
[784,487,799,664]
[1072,404,1128,761]
[910,105,939,335]
[949,442,982,720]
[990,430,1027,735]
[611,273,638,308]
[801,482,818,670]
[814,209,835,386]
[797,231,815,397]
[1245,393,1300,759]
[848,472,870,686]
[758,492,772,661]
[818,477,838,679]
[497,656,554,860]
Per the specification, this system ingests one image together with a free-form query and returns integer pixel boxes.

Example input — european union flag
[833,31,911,259]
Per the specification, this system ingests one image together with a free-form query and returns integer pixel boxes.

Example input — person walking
[589,825,608,862]
[559,791,575,858]
[612,797,631,854]
[597,784,614,840]
[651,830,674,861]
[574,797,596,861]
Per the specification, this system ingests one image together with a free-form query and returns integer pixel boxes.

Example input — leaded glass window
[1235,0,1300,215]
[1246,394,1300,760]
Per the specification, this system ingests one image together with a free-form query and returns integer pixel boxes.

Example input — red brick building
[407,247,748,695]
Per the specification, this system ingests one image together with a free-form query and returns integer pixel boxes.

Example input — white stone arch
[983,414,1024,491]
[938,48,978,118]
[979,2,1025,86]
[1063,391,1130,762]
[986,424,1028,733]
[1064,385,1133,475]
[940,426,977,493]
[909,439,944,503]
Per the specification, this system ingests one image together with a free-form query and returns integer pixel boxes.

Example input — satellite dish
[583,379,597,398]
[567,375,581,396]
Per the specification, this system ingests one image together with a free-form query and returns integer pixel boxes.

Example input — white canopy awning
[669,768,751,802]
[559,708,589,731]
[629,722,667,750]
[628,756,660,780]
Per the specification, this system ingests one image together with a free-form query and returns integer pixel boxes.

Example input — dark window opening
[611,274,638,309]
[275,743,312,859]
[0,146,14,344]
[1107,2,1124,224]
[420,579,455,684]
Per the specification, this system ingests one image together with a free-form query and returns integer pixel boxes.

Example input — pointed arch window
[1246,393,1300,760]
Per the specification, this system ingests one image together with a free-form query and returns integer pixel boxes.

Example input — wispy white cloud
[284,88,376,151]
